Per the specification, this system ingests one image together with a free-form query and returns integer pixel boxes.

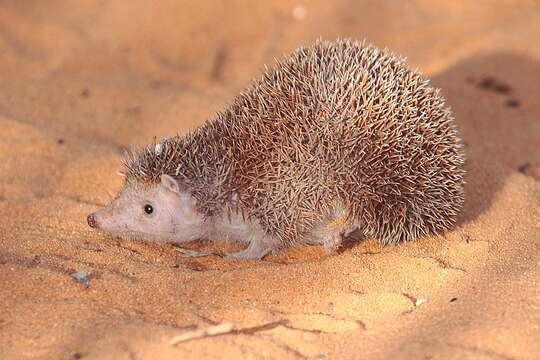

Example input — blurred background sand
[0,1,539,359]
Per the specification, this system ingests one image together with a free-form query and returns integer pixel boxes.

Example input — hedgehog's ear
[160,174,181,194]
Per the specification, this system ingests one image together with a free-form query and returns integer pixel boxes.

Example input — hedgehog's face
[87,174,205,243]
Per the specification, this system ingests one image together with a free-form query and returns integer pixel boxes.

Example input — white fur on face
[91,178,206,243]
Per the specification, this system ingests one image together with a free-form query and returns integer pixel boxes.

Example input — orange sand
[1,1,539,359]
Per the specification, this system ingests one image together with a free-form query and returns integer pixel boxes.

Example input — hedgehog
[87,38,465,259]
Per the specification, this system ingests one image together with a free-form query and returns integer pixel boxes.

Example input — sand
[1,1,539,359]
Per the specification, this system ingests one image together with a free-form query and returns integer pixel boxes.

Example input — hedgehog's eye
[144,204,154,215]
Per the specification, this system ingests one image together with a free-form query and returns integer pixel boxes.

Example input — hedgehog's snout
[87,213,98,228]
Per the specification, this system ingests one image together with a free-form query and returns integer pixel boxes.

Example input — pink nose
[87,213,97,228]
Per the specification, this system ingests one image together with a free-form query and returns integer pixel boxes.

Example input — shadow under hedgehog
[87,38,465,259]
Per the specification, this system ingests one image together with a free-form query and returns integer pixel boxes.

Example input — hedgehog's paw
[320,216,355,255]
[308,227,345,255]
[225,240,272,260]
[322,234,344,256]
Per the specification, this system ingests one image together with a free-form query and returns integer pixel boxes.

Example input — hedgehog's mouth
[101,229,175,243]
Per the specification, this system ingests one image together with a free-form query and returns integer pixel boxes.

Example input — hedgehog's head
[87,174,206,243]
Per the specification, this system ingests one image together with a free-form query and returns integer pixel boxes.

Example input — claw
[225,242,271,260]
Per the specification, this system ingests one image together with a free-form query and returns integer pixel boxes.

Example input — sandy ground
[1,1,539,359]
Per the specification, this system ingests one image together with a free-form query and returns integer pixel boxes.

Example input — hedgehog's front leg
[225,235,273,259]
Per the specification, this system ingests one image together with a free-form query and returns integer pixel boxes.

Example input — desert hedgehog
[87,38,465,259]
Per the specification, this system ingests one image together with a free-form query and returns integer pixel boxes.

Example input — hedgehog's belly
[212,213,266,244]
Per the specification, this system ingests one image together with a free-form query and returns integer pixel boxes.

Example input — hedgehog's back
[207,39,464,244]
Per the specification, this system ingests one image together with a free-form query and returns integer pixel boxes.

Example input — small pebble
[292,5,306,20]
[71,271,90,288]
